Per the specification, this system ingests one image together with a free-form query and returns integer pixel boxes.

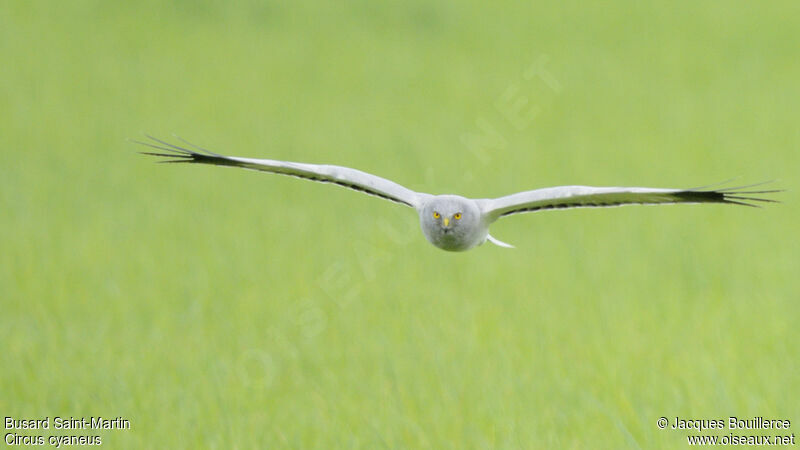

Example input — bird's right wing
[137,136,427,208]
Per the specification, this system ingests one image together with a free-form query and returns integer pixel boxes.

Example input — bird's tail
[487,234,515,249]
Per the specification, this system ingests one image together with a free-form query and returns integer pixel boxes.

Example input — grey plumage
[138,136,780,252]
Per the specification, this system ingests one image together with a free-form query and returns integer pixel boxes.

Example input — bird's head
[419,195,483,251]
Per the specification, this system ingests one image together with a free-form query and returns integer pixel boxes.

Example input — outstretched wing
[479,184,780,222]
[137,135,426,208]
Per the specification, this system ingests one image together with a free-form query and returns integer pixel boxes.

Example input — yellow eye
[454,213,462,220]
[433,211,440,219]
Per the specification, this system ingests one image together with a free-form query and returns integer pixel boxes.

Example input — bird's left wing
[479,184,780,222]
[137,136,426,208]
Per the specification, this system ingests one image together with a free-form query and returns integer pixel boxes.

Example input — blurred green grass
[1,0,798,448]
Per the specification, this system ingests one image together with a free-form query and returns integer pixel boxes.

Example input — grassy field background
[2,1,798,447]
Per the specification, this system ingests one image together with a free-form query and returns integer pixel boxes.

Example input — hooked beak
[443,217,450,227]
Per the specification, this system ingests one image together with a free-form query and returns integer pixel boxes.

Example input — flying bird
[138,136,780,252]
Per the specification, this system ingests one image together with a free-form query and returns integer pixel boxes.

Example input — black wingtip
[683,181,783,208]
[134,135,202,160]
[138,151,191,159]
[135,135,239,168]
[171,133,222,156]
[715,180,779,192]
